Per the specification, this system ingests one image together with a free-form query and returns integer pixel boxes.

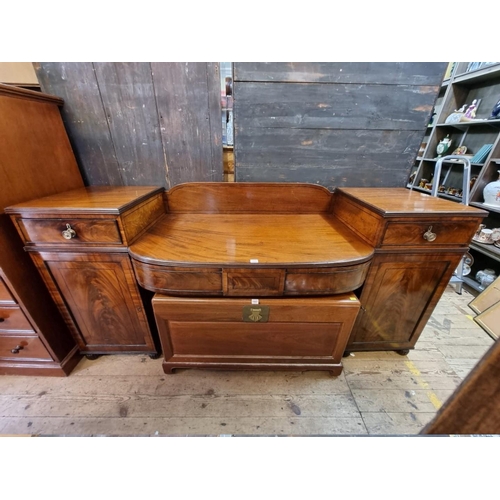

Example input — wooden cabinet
[153,294,360,375]
[333,187,487,353]
[7,186,166,357]
[36,253,155,352]
[349,252,463,351]
[0,83,84,376]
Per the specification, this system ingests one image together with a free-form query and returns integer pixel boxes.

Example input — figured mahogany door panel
[44,254,154,351]
[350,254,455,348]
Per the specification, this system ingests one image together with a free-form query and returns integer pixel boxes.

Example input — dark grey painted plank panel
[94,62,167,187]
[206,62,224,181]
[235,164,412,190]
[151,62,222,187]
[234,62,447,86]
[234,128,421,189]
[234,82,437,131]
[34,62,122,185]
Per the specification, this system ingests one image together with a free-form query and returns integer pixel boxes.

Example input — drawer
[0,335,52,360]
[16,218,122,245]
[133,261,223,295]
[382,220,481,247]
[0,306,34,332]
[223,269,285,296]
[285,262,371,295]
[0,278,16,305]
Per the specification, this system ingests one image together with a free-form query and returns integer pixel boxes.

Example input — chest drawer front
[0,278,16,305]
[0,306,34,332]
[0,335,52,360]
[17,218,122,245]
[285,262,371,295]
[133,261,222,295]
[152,295,360,372]
[382,220,480,247]
[223,269,285,296]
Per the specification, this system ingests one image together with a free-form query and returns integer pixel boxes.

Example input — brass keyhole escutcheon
[62,223,77,240]
[423,226,437,242]
[242,305,270,322]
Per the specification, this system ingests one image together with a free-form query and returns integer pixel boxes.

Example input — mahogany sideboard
[0,84,84,376]
[6,182,487,375]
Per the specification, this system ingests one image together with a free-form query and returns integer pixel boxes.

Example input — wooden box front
[152,295,360,374]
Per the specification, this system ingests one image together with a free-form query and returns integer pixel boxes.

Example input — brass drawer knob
[11,345,24,354]
[62,223,77,240]
[423,226,437,242]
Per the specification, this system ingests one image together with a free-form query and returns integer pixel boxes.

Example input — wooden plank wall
[233,62,446,190]
[33,63,223,189]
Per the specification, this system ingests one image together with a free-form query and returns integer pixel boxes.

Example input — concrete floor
[0,285,493,436]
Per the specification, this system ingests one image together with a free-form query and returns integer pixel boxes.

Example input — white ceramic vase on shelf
[483,170,500,207]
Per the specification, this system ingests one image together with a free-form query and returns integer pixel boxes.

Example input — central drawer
[152,294,360,375]
[16,218,122,245]
[223,268,285,296]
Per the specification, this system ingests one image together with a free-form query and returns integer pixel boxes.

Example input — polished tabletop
[129,213,374,267]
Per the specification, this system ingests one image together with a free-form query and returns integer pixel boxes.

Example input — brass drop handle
[62,223,77,240]
[11,345,24,354]
[423,226,437,242]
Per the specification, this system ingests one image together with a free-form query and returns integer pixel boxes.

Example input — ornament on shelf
[445,104,467,124]
[483,170,500,207]
[460,99,482,122]
[465,100,478,119]
[488,98,500,120]
[436,135,452,158]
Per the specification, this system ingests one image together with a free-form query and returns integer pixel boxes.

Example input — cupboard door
[43,253,155,352]
[348,253,461,351]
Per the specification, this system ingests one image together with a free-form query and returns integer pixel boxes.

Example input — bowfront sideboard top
[5,182,488,358]
[129,183,374,297]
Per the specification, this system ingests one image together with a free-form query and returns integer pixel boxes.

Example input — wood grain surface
[35,62,223,188]
[129,213,374,267]
[165,182,332,213]
[153,294,360,375]
[233,62,446,189]
[5,186,164,215]
[234,62,447,85]
[422,337,500,434]
[336,187,489,217]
